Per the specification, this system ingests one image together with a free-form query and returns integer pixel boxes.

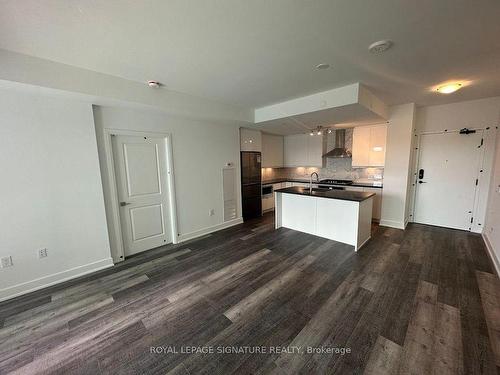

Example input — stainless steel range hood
[323,129,352,158]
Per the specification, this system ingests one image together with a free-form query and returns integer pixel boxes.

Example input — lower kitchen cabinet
[262,195,274,212]
[262,183,284,212]
[363,187,382,221]
[292,182,309,187]
[345,186,382,221]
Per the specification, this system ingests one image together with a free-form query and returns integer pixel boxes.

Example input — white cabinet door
[352,127,370,167]
[292,182,309,187]
[352,125,387,167]
[284,134,322,167]
[363,187,382,221]
[369,126,387,167]
[284,134,308,166]
[262,134,284,167]
[262,196,274,211]
[307,135,323,167]
[240,128,262,152]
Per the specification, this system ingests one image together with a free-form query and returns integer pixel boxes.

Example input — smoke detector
[147,80,161,88]
[368,40,393,53]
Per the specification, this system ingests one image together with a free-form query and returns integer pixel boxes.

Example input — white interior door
[414,131,482,230]
[112,135,172,256]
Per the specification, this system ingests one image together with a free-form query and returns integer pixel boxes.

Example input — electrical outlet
[38,248,48,259]
[209,209,215,216]
[1,256,13,268]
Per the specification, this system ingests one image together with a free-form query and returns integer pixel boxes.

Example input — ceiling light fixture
[309,126,324,136]
[368,40,393,53]
[436,83,462,94]
[316,63,330,70]
[147,80,161,88]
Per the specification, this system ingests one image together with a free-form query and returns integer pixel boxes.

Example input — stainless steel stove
[319,179,354,185]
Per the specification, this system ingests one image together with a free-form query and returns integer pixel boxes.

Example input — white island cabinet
[275,188,374,251]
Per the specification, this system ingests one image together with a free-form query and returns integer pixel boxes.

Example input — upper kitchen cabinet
[262,133,284,167]
[284,134,307,166]
[307,134,323,167]
[284,134,323,167]
[240,128,262,152]
[352,125,387,167]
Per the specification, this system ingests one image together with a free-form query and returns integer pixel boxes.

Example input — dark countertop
[262,178,383,189]
[275,186,376,202]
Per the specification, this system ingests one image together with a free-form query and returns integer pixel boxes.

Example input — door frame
[103,128,179,262]
[408,127,486,231]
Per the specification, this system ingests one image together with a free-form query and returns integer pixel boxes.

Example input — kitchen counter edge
[275,187,376,202]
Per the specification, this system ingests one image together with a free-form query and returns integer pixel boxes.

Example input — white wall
[484,132,500,275]
[92,106,242,261]
[380,103,416,229]
[413,97,500,232]
[0,88,113,301]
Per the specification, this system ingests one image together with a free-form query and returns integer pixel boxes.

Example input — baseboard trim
[482,233,500,277]
[177,218,244,243]
[0,258,114,302]
[379,219,405,230]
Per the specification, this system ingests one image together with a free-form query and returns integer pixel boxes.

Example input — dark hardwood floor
[1,213,499,374]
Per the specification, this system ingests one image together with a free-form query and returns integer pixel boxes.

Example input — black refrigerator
[241,151,262,220]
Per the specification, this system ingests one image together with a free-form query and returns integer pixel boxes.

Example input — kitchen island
[275,187,375,251]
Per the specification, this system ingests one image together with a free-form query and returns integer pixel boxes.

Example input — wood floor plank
[381,261,422,346]
[363,335,402,375]
[476,270,500,367]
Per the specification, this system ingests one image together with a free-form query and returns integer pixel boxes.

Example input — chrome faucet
[309,172,319,193]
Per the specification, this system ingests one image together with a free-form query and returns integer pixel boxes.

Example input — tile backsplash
[261,128,384,182]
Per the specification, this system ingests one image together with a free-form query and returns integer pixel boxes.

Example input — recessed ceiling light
[368,40,393,53]
[436,83,462,94]
[315,63,330,70]
[147,80,161,88]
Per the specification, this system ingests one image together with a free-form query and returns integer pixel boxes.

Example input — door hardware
[459,128,476,135]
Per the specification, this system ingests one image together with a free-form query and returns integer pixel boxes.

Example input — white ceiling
[1,0,500,110]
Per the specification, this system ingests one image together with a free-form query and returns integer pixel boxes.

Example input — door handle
[120,202,131,206]
[418,181,427,184]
